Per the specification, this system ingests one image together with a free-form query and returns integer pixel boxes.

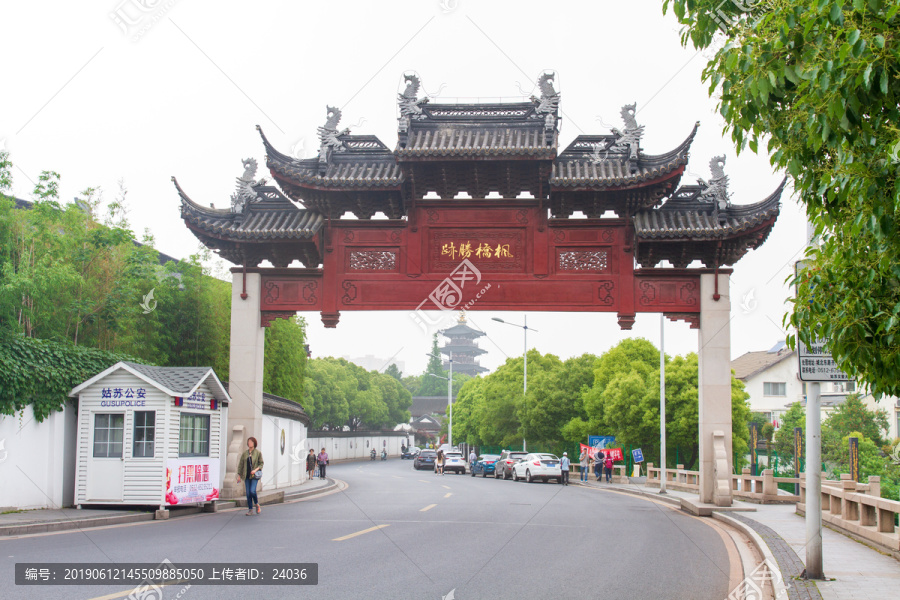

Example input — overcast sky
[2,0,805,376]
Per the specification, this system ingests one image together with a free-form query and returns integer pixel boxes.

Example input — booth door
[87,412,124,501]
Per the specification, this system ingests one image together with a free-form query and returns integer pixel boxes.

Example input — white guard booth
[69,362,230,512]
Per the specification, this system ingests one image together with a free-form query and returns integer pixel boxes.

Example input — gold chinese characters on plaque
[441,242,514,260]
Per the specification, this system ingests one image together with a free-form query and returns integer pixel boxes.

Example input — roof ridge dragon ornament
[606,103,644,161]
[230,157,267,214]
[697,155,731,210]
[317,105,350,155]
[398,74,430,136]
[530,72,560,132]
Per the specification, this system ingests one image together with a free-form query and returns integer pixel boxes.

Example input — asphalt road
[1,459,734,600]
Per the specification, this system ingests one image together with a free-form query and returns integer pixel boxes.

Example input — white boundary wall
[0,403,77,510]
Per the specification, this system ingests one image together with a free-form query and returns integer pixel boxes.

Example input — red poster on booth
[580,444,623,461]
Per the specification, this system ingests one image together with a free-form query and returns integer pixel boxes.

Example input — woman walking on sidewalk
[604,453,614,482]
[306,448,317,481]
[236,436,264,516]
[317,448,329,479]
[579,449,588,482]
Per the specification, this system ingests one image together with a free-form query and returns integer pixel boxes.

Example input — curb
[0,480,340,537]
[572,480,682,507]
[713,512,790,600]
[0,512,156,537]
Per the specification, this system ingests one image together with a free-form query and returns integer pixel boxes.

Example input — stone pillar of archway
[698,271,733,506]
[223,271,265,499]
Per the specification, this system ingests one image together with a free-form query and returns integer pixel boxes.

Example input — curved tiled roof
[633,178,784,240]
[396,126,555,158]
[259,126,402,189]
[550,123,698,189]
[175,177,323,240]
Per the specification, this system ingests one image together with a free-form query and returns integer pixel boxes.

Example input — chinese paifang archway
[176,73,784,506]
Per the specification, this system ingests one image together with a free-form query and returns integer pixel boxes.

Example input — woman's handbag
[254,469,263,480]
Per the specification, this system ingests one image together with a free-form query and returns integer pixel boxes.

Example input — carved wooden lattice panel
[558,250,608,272]
[349,250,397,271]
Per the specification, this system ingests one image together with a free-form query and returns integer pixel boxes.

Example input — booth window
[93,414,124,458]
[179,413,209,457]
[133,411,156,458]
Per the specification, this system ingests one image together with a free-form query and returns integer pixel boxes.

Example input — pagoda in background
[440,313,488,377]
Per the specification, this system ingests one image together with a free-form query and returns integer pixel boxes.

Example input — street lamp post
[427,351,452,448]
[659,313,667,495]
[492,315,537,452]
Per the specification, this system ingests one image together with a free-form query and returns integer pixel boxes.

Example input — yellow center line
[441,485,451,490]
[444,492,452,498]
[332,523,390,541]
[392,475,402,479]
[420,503,437,512]
[418,479,430,484]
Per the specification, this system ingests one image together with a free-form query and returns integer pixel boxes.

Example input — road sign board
[588,435,615,449]
[797,338,849,382]
[632,448,644,463]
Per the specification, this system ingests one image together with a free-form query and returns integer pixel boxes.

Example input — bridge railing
[645,463,700,492]
[796,473,900,554]
[645,465,800,503]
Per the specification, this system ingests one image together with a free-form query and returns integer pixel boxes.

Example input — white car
[511,453,562,483]
[441,451,466,474]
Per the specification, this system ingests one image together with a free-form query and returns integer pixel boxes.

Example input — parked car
[470,454,500,477]
[494,450,528,480]
[401,446,420,459]
[442,451,466,474]
[511,453,562,483]
[414,450,437,470]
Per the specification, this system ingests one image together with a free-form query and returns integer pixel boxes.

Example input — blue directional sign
[588,436,615,449]
[632,448,644,463]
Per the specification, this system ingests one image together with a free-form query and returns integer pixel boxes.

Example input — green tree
[418,334,449,396]
[823,394,889,445]
[773,402,806,460]
[304,358,352,430]
[263,315,307,403]
[664,0,900,395]
[384,363,403,380]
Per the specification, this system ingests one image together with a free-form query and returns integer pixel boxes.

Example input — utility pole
[805,381,823,578]
[660,313,667,494]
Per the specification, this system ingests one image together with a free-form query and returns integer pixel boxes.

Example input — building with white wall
[733,341,900,441]
[69,362,230,510]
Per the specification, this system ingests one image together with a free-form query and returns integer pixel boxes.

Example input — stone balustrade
[797,473,900,555]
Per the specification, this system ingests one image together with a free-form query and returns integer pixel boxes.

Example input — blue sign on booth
[589,436,615,449]
[632,448,644,463]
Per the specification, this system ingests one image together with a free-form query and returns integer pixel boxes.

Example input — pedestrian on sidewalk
[306,448,316,481]
[595,451,604,481]
[560,452,570,486]
[579,449,588,482]
[604,453,614,483]
[236,436,264,516]
[588,455,595,482]
[317,447,329,479]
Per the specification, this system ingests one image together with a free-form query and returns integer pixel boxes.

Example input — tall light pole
[659,313,667,494]
[427,351,452,448]
[492,315,537,452]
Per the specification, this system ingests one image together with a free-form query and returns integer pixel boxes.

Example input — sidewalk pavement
[572,476,900,600]
[0,476,336,537]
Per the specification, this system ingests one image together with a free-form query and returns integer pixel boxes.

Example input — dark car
[401,446,420,459]
[494,450,528,480]
[470,454,500,478]
[414,450,437,470]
